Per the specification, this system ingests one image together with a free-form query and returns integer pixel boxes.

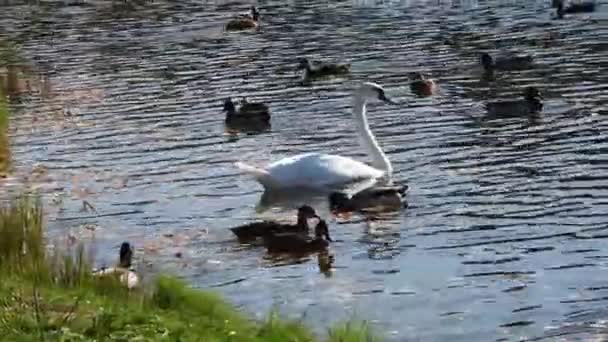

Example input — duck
[298,58,350,82]
[230,205,319,242]
[480,52,534,72]
[235,82,395,191]
[555,0,596,18]
[263,218,332,254]
[93,241,139,289]
[329,184,408,214]
[409,72,437,97]
[224,97,270,126]
[485,87,543,117]
[225,6,260,31]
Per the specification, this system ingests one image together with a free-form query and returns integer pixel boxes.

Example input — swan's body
[235,82,394,191]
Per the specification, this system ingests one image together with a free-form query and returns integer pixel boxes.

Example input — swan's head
[357,82,395,104]
[119,241,133,268]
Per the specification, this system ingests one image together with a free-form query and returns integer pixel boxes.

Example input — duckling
[225,6,260,31]
[93,241,139,289]
[224,97,270,125]
[297,58,350,82]
[480,52,534,72]
[409,72,437,97]
[264,218,332,254]
[485,87,543,117]
[329,185,408,214]
[230,205,318,242]
[555,0,595,18]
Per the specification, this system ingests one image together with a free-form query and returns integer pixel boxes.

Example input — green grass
[0,196,382,341]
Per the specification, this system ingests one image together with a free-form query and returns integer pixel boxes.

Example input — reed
[0,195,382,341]
[0,87,9,176]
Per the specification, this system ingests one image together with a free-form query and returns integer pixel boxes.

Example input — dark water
[2,0,608,340]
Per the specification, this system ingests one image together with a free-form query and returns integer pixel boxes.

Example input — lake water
[1,0,608,340]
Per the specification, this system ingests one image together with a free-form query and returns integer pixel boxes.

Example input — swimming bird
[229,205,318,242]
[224,97,270,125]
[298,58,350,82]
[329,184,408,213]
[263,218,332,254]
[226,6,260,31]
[235,82,395,191]
[480,52,534,72]
[555,0,596,18]
[409,72,437,97]
[485,87,543,117]
[93,241,139,289]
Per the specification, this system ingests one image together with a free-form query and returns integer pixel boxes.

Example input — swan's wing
[266,153,385,189]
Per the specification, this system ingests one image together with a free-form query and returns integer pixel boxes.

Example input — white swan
[235,82,395,191]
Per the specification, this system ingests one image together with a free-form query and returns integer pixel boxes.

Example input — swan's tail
[234,162,278,189]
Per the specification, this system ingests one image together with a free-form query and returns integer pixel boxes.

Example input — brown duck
[329,184,408,214]
[226,6,260,31]
[409,72,437,97]
[485,87,543,117]
[298,58,350,82]
[230,205,318,242]
[263,218,332,254]
[480,52,534,72]
[224,97,270,126]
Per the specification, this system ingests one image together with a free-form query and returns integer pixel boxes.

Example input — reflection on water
[2,0,608,340]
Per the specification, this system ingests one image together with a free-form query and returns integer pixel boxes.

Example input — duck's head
[223,98,236,113]
[297,58,311,71]
[119,242,133,268]
[556,2,565,18]
[297,205,318,219]
[356,82,396,104]
[409,72,424,81]
[314,219,332,242]
[523,86,542,101]
[480,53,494,69]
[250,6,260,21]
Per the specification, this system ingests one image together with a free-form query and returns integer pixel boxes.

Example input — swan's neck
[353,97,392,177]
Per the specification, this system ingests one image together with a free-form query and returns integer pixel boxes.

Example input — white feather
[236,82,393,191]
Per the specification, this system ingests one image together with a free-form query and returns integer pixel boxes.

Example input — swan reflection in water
[255,182,407,220]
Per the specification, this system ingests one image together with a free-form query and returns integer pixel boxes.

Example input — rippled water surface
[2,0,608,340]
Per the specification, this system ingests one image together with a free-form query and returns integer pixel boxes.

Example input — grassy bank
[0,87,9,176]
[0,196,380,341]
